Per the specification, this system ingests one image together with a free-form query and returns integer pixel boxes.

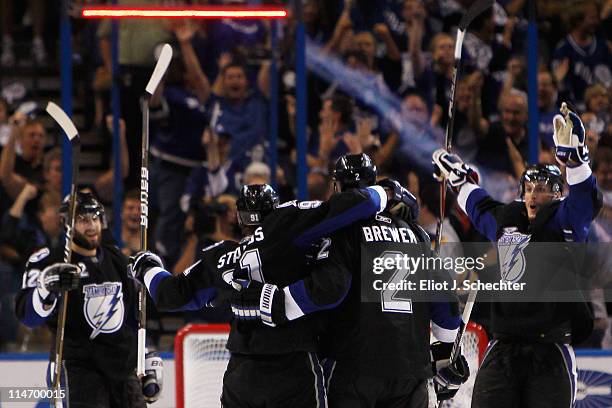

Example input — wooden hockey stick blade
[46,102,79,141]
[145,43,173,96]
[458,0,493,30]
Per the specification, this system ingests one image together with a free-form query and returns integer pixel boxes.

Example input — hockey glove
[230,281,288,327]
[230,281,263,321]
[377,178,419,222]
[38,263,81,294]
[553,102,589,167]
[129,251,164,284]
[431,341,470,401]
[142,351,163,403]
[432,149,479,192]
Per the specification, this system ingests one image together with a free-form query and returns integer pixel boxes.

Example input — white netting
[178,324,486,408]
[181,332,230,408]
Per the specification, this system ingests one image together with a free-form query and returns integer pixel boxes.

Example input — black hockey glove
[431,341,470,401]
[230,281,288,327]
[142,351,163,403]
[432,149,479,192]
[377,178,419,222]
[38,263,81,294]
[129,251,164,284]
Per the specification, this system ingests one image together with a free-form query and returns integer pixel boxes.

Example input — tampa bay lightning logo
[82,282,124,339]
[497,231,531,283]
[576,370,612,407]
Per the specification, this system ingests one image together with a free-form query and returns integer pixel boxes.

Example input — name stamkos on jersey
[82,282,124,339]
[362,224,419,243]
[217,228,264,269]
[497,228,531,283]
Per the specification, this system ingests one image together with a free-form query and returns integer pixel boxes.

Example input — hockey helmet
[59,191,106,227]
[236,184,279,227]
[332,153,377,191]
[519,164,564,198]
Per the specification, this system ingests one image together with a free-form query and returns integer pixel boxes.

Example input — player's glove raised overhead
[432,149,479,192]
[129,251,164,284]
[230,281,288,327]
[142,351,163,403]
[430,341,470,401]
[553,102,589,167]
[377,178,419,222]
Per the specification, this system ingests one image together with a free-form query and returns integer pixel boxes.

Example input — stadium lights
[81,6,288,19]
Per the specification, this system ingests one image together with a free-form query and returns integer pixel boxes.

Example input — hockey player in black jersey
[230,155,470,408]
[130,161,397,407]
[15,192,162,408]
[432,103,602,408]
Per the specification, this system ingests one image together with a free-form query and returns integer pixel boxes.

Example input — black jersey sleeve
[142,241,237,311]
[281,231,354,321]
[279,185,387,247]
[15,247,60,328]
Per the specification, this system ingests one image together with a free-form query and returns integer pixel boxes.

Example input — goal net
[175,322,488,407]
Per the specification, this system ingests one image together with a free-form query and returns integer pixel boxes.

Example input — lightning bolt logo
[83,282,124,339]
[499,232,531,283]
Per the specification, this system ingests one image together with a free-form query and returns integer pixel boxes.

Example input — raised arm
[433,149,504,242]
[174,21,211,104]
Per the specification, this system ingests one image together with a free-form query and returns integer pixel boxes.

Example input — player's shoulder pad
[26,247,62,269]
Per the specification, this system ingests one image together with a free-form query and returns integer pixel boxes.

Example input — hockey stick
[137,43,172,378]
[435,0,493,256]
[46,102,80,408]
[433,2,492,406]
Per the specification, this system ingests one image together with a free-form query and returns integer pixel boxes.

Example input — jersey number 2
[379,251,413,314]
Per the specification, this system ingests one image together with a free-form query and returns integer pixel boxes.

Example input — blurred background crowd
[0,0,610,352]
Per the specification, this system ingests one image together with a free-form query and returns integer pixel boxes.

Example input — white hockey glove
[432,149,479,192]
[431,341,470,401]
[230,282,288,327]
[142,352,163,403]
[553,102,589,167]
[129,251,164,284]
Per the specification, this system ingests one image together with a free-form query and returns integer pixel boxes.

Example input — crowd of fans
[0,0,610,351]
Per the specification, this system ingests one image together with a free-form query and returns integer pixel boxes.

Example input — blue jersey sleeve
[457,183,504,242]
[430,302,461,343]
[550,164,601,242]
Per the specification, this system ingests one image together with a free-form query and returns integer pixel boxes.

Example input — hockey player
[432,103,602,407]
[131,158,401,407]
[230,155,470,407]
[15,192,162,407]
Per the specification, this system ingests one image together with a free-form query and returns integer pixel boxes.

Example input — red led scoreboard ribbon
[82,6,288,19]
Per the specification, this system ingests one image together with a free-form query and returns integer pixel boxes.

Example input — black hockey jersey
[15,244,138,379]
[276,212,461,379]
[142,186,388,354]
[457,164,602,343]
